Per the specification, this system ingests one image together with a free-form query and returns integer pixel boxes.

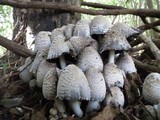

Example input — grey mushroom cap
[42,68,58,100]
[19,57,33,83]
[104,63,125,88]
[64,24,75,39]
[57,64,91,101]
[73,19,90,37]
[67,36,94,57]
[77,46,103,72]
[85,67,106,102]
[111,22,141,38]
[104,86,125,107]
[90,15,112,35]
[143,72,160,104]
[154,103,160,120]
[116,52,137,74]
[47,34,69,59]
[99,30,131,53]
[37,60,56,87]
[51,27,66,41]
[34,31,51,53]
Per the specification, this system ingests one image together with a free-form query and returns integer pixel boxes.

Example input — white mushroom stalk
[108,49,115,64]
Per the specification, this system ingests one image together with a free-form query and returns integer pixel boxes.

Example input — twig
[0,0,160,17]
[133,58,160,72]
[1,72,19,80]
[131,43,148,52]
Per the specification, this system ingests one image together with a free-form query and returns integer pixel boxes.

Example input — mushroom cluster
[18,15,147,118]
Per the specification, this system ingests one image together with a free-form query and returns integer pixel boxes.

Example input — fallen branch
[131,43,148,52]
[0,35,34,58]
[81,1,125,9]
[133,58,160,72]
[0,0,160,17]
[1,72,19,80]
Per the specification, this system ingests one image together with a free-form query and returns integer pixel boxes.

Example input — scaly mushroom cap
[42,68,58,100]
[143,72,160,104]
[34,31,51,53]
[47,34,69,59]
[90,39,99,51]
[67,36,94,57]
[111,22,141,38]
[64,24,75,39]
[77,46,103,72]
[37,60,56,87]
[73,20,90,37]
[116,52,137,74]
[99,30,131,53]
[19,57,33,83]
[57,64,91,101]
[51,27,66,41]
[104,86,125,107]
[104,63,125,88]
[90,15,112,35]
[85,67,106,102]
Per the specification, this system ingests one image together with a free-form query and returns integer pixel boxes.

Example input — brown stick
[133,58,160,72]
[1,0,160,17]
[0,35,34,58]
[1,72,19,80]
[131,43,148,52]
[81,1,125,9]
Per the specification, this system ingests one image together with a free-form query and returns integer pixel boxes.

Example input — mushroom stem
[86,101,100,113]
[54,98,66,114]
[59,55,66,69]
[68,100,83,118]
[108,50,115,63]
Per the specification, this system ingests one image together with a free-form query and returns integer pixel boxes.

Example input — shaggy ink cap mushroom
[67,36,94,57]
[143,72,160,104]
[85,67,106,113]
[77,46,103,72]
[73,19,90,37]
[104,86,125,107]
[90,15,112,35]
[116,52,137,74]
[64,24,75,40]
[104,63,125,88]
[57,64,91,118]
[37,60,56,87]
[111,22,141,38]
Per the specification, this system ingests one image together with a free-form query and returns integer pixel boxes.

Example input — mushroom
[67,36,94,57]
[29,79,38,88]
[111,22,141,38]
[64,24,75,39]
[104,86,125,107]
[73,19,90,37]
[19,57,33,83]
[90,15,112,35]
[47,27,69,69]
[34,31,51,53]
[153,103,160,120]
[36,60,56,87]
[77,46,103,72]
[143,72,160,104]
[57,64,91,118]
[116,52,137,74]
[85,67,106,113]
[99,29,131,64]
[104,63,125,88]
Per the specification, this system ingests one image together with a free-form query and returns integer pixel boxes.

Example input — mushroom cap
[85,67,106,102]
[37,60,56,87]
[104,86,125,107]
[111,22,141,38]
[99,30,131,53]
[47,34,69,59]
[34,31,51,53]
[64,24,75,39]
[90,15,112,35]
[42,68,58,100]
[73,19,90,37]
[104,63,125,88]
[143,72,160,104]
[57,64,91,101]
[51,27,66,41]
[90,39,99,51]
[19,57,33,83]
[154,103,160,120]
[77,46,103,72]
[67,36,94,57]
[116,52,137,74]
